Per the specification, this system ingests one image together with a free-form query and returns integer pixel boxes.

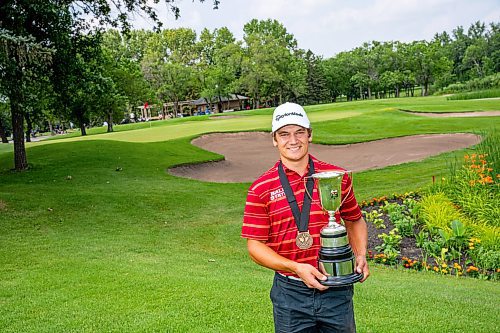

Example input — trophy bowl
[311,171,363,287]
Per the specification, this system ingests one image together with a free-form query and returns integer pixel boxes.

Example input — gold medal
[296,231,313,250]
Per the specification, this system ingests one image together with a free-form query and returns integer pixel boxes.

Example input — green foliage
[363,208,386,228]
[447,88,500,100]
[376,228,402,257]
[419,192,464,231]
[415,229,441,261]
[439,73,500,94]
[382,200,418,237]
[434,130,499,228]
[437,220,470,261]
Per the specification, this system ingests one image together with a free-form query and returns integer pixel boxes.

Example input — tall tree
[303,50,329,104]
[0,26,53,169]
[241,19,304,107]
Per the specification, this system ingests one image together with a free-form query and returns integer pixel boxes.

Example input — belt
[278,272,303,281]
[276,272,354,291]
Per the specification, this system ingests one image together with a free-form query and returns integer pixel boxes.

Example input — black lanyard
[277,158,315,233]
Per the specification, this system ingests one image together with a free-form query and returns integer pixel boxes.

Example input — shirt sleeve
[339,173,362,222]
[241,188,271,240]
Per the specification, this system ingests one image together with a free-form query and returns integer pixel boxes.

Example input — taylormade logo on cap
[272,102,310,132]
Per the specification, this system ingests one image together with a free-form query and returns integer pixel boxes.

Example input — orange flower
[483,176,493,184]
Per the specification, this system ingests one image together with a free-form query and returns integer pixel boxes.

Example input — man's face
[273,125,312,163]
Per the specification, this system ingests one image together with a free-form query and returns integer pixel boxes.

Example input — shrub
[442,130,499,227]
[419,192,465,231]
[437,73,500,94]
[446,88,500,100]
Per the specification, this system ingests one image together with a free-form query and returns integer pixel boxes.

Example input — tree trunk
[107,112,113,132]
[9,63,28,170]
[76,112,87,136]
[174,99,179,117]
[422,82,429,96]
[217,94,223,113]
[0,117,9,143]
[11,100,28,170]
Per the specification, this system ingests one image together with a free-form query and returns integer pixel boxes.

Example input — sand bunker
[169,132,481,183]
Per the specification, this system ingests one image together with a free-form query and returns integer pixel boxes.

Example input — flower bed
[362,192,499,281]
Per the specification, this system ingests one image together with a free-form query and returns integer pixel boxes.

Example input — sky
[131,0,500,58]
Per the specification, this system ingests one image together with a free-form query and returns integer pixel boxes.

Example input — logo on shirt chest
[270,188,285,201]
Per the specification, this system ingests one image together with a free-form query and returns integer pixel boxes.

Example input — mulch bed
[363,205,422,260]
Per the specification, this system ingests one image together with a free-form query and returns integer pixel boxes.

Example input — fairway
[1,97,499,332]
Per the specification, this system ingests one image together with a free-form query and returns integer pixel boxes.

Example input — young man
[242,102,369,333]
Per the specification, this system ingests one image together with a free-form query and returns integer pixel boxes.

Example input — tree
[197,27,242,112]
[303,50,329,104]
[408,40,452,96]
[241,19,304,107]
[322,52,357,101]
[141,28,199,116]
[0,26,53,169]
[102,30,153,119]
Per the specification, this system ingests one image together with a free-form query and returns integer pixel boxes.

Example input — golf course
[1,95,499,332]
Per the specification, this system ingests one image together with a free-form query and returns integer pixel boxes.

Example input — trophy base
[320,272,363,287]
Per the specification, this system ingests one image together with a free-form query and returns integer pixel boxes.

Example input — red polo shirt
[242,155,362,276]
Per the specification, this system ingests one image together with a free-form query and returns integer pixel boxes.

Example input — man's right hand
[294,263,329,291]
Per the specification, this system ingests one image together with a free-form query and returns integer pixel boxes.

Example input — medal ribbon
[278,157,315,233]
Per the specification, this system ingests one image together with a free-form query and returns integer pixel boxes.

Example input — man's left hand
[355,255,370,283]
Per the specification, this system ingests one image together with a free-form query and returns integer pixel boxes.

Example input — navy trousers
[270,273,356,333]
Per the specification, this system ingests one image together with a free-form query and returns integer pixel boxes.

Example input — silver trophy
[311,171,363,286]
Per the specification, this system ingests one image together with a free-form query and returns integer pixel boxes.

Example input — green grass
[0,143,10,155]
[1,96,499,332]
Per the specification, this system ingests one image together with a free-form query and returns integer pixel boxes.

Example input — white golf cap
[271,102,311,133]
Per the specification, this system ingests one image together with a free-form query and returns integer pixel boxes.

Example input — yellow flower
[441,263,447,268]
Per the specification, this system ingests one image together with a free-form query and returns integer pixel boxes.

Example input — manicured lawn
[1,96,499,332]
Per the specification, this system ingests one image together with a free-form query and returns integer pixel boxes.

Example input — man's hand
[294,263,329,291]
[355,255,370,282]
